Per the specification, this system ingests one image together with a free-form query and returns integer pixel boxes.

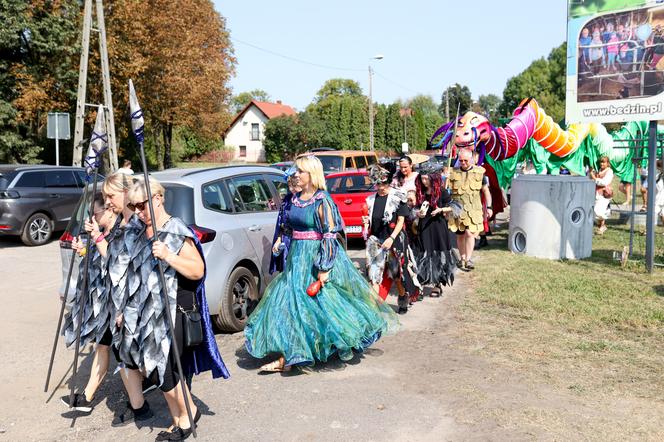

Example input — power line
[372,70,419,94]
[231,37,365,72]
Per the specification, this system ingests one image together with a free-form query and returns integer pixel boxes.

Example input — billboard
[566,0,664,123]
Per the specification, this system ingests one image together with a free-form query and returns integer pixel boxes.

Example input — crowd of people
[59,151,499,439]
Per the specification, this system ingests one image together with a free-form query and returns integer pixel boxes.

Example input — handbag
[179,294,203,348]
[602,186,613,199]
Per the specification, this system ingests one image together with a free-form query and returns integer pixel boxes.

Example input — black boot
[397,295,408,314]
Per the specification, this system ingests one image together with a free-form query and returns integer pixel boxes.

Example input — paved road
[0,237,472,441]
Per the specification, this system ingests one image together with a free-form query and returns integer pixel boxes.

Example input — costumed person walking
[270,171,301,274]
[244,155,398,372]
[60,194,117,412]
[118,177,229,441]
[392,155,419,192]
[590,156,614,235]
[363,164,420,314]
[448,149,491,271]
[414,162,459,296]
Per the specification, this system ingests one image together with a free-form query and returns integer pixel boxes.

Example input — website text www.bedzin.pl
[582,102,662,118]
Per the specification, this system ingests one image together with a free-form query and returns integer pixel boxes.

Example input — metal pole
[368,65,374,151]
[55,114,60,166]
[72,0,92,166]
[96,0,118,171]
[645,120,657,272]
[70,169,100,407]
[44,186,88,393]
[136,142,197,437]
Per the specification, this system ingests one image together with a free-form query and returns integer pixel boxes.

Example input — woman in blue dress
[245,155,399,372]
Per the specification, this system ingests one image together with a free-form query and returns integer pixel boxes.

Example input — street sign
[47,112,70,166]
[47,113,70,140]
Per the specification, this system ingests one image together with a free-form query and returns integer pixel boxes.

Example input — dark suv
[0,165,92,246]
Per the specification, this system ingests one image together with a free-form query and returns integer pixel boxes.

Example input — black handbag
[179,295,203,348]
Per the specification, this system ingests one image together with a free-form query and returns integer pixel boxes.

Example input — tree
[103,0,236,169]
[406,95,443,149]
[477,94,503,124]
[384,103,402,151]
[0,0,81,163]
[230,89,271,114]
[263,112,323,162]
[306,78,367,149]
[499,42,566,122]
[439,83,472,120]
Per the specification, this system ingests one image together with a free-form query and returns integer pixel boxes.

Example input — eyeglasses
[127,199,149,211]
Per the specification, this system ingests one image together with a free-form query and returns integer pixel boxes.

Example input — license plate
[344,225,362,233]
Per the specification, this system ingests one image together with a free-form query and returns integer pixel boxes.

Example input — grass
[461,222,664,401]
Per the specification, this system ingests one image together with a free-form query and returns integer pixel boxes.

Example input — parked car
[302,150,379,175]
[269,161,293,172]
[326,170,374,239]
[0,165,95,246]
[59,165,347,333]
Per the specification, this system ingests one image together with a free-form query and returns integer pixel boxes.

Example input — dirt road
[0,237,615,441]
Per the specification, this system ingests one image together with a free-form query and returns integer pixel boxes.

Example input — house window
[251,123,260,141]
[239,145,247,158]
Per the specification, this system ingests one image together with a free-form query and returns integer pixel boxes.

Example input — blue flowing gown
[244,190,398,366]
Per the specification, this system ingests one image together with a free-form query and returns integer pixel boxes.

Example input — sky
[213,1,568,111]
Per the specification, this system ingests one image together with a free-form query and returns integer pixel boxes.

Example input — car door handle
[49,193,59,198]
[344,199,352,204]
[248,225,262,232]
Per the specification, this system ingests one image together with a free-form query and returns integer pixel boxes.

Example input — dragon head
[454,111,492,148]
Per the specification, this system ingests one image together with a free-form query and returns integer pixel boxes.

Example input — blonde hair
[102,172,134,196]
[295,155,326,191]
[128,176,165,204]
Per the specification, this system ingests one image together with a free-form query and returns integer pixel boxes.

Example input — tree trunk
[154,124,164,171]
[163,122,173,169]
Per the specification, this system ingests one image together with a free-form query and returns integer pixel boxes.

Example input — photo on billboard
[566,0,664,123]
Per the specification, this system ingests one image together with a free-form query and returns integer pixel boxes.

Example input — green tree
[406,95,443,149]
[477,94,503,124]
[500,42,566,122]
[439,83,472,120]
[230,89,271,114]
[0,0,80,163]
[384,103,402,152]
[306,78,367,149]
[263,112,324,162]
[373,104,387,151]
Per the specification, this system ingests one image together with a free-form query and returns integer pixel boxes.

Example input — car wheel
[21,213,53,246]
[213,266,258,332]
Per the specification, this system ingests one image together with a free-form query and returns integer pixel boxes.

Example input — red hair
[415,172,442,209]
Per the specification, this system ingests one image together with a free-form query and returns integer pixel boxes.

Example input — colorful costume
[244,190,398,367]
[448,166,485,234]
[365,187,421,304]
[269,191,293,274]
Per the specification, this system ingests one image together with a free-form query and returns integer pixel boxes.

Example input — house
[223,100,297,162]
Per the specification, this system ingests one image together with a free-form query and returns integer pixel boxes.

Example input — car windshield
[326,175,374,194]
[318,156,343,174]
[0,171,16,189]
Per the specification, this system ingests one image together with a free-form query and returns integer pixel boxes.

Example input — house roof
[224,100,296,136]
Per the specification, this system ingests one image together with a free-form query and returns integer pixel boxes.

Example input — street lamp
[368,54,384,151]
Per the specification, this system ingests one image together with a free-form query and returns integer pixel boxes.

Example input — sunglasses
[127,199,149,211]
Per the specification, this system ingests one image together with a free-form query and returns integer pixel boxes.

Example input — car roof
[0,164,84,173]
[148,165,285,186]
[309,150,377,156]
[325,170,369,178]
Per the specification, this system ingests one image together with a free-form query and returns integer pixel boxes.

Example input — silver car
[60,165,347,332]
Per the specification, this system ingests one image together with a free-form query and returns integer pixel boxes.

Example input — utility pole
[368,65,374,151]
[72,0,117,170]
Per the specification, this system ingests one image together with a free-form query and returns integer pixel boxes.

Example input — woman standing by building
[414,163,459,295]
[244,156,398,372]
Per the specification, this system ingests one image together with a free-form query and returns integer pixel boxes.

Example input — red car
[326,171,374,239]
